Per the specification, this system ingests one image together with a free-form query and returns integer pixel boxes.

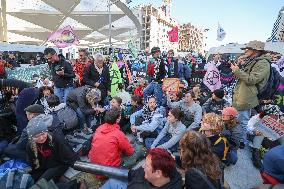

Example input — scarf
[141,105,157,123]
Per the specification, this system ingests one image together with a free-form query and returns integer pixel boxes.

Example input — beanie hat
[213,89,224,99]
[24,104,44,114]
[27,114,52,138]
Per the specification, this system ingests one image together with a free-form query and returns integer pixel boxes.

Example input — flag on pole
[48,25,79,48]
[167,26,179,42]
[217,23,226,41]
[203,62,221,92]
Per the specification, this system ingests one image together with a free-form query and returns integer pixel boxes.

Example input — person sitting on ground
[4,104,45,161]
[200,113,237,165]
[36,86,54,114]
[130,96,165,143]
[26,114,77,182]
[99,148,183,189]
[192,84,208,105]
[133,78,147,97]
[202,89,230,115]
[167,91,202,131]
[261,144,284,185]
[179,131,222,189]
[66,86,101,131]
[88,107,134,179]
[148,108,186,152]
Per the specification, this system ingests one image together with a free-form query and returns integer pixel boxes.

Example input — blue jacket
[263,144,284,183]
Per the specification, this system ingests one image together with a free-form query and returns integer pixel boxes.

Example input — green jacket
[232,55,270,110]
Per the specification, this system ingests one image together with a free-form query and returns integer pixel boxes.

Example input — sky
[130,0,284,50]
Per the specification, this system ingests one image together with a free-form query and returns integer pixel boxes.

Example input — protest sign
[203,63,221,92]
[162,78,180,93]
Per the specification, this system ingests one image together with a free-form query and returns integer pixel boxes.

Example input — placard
[162,78,180,93]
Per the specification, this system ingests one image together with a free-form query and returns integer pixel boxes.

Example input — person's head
[241,40,265,58]
[131,94,143,107]
[111,96,122,108]
[104,107,121,124]
[212,89,224,101]
[201,113,223,136]
[39,86,54,98]
[27,114,52,144]
[184,91,195,104]
[144,148,175,185]
[167,49,174,58]
[151,47,161,58]
[78,49,88,61]
[94,53,104,68]
[192,85,201,95]
[167,108,183,124]
[180,131,221,180]
[44,48,58,63]
[86,88,102,107]
[46,94,60,108]
[221,107,239,129]
[24,104,45,120]
[213,53,221,62]
[147,96,157,111]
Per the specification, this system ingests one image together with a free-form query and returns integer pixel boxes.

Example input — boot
[252,148,262,169]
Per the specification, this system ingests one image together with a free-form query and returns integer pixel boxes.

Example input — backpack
[250,61,282,100]
[56,106,78,130]
[214,136,238,165]
[0,169,34,189]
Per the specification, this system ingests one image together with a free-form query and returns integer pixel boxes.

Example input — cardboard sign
[162,78,180,93]
[255,115,284,141]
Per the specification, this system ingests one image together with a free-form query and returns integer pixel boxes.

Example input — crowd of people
[0,40,283,189]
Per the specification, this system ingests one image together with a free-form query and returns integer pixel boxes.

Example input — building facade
[267,6,284,42]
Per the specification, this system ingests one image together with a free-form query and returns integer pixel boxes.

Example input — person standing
[44,48,75,103]
[230,40,270,147]
[74,49,93,86]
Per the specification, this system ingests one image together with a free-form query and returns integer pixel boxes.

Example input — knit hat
[221,107,238,117]
[24,104,44,114]
[213,89,224,99]
[26,114,52,138]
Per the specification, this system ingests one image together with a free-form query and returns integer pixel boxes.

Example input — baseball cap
[221,107,238,117]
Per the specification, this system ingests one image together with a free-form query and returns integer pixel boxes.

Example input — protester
[26,115,77,182]
[100,148,183,189]
[74,49,93,86]
[167,91,202,130]
[202,89,230,114]
[231,40,270,146]
[179,131,222,189]
[83,53,110,105]
[44,47,75,103]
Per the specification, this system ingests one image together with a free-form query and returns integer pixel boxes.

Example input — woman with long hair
[180,131,222,189]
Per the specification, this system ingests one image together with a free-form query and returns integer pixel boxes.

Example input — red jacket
[88,123,134,167]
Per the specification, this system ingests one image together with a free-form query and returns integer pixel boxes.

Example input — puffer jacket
[88,123,134,167]
[232,55,270,110]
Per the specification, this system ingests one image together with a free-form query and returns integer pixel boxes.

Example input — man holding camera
[44,48,75,103]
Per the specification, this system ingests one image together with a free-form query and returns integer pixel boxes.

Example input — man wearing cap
[4,104,45,160]
[230,40,270,148]
[143,47,167,106]
[26,115,77,182]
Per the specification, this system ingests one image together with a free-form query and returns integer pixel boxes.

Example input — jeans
[54,86,73,103]
[76,108,93,129]
[237,109,251,144]
[145,134,179,152]
[99,178,128,189]
[143,82,163,106]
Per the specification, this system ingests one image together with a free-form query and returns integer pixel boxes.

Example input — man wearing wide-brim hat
[230,40,270,148]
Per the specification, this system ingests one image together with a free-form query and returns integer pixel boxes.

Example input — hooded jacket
[232,55,270,110]
[88,123,134,167]
[127,167,183,189]
[50,59,75,88]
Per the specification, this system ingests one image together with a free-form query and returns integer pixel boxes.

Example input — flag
[203,63,221,92]
[217,23,226,41]
[48,25,79,48]
[167,26,179,42]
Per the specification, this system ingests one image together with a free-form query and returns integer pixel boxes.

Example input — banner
[109,61,122,97]
[167,26,179,42]
[203,63,221,92]
[48,25,79,48]
[128,40,138,59]
[217,23,226,41]
[162,78,180,93]
[190,71,206,87]
[255,115,284,141]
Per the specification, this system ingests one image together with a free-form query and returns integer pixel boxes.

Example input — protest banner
[203,63,221,92]
[48,25,79,48]
[162,78,180,93]
[190,70,205,87]
[254,114,284,141]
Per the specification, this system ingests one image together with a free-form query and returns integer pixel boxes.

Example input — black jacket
[83,64,110,93]
[66,86,95,115]
[165,57,179,78]
[50,60,75,88]
[26,131,77,170]
[127,167,183,189]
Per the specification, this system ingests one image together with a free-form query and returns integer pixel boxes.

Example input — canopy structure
[0,0,142,48]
